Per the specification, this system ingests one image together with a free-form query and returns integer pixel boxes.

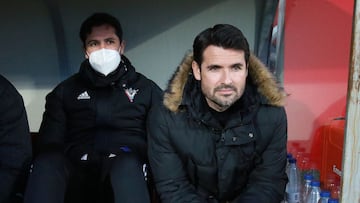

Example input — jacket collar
[163,52,287,113]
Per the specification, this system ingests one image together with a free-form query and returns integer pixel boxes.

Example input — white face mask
[88,48,121,76]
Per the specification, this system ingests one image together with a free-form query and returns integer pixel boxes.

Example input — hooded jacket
[36,56,162,162]
[148,52,288,203]
[0,75,32,203]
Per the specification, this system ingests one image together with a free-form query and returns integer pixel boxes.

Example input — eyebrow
[104,37,117,41]
[206,62,245,69]
[206,64,221,69]
[86,37,117,44]
[231,63,245,67]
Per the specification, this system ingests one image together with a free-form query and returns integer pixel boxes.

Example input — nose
[221,69,232,84]
[100,42,106,49]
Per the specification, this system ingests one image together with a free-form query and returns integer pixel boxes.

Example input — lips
[216,88,234,95]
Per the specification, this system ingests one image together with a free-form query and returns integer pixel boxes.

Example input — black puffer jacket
[148,53,288,203]
[0,75,32,203]
[36,56,162,161]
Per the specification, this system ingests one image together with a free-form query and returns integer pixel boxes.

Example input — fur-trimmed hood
[164,52,286,112]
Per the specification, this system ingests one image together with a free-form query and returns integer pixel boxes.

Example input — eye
[208,65,220,71]
[105,39,115,44]
[232,64,243,71]
[87,41,98,47]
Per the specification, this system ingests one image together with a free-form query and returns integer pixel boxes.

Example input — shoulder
[131,72,163,97]
[134,72,159,86]
[46,73,79,99]
[149,102,167,118]
[149,102,187,127]
[53,72,81,90]
[0,75,22,102]
[0,76,25,117]
[0,75,17,93]
[149,103,173,123]
[58,73,80,88]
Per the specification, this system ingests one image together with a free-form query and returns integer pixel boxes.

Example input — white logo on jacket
[124,87,139,102]
[77,91,90,100]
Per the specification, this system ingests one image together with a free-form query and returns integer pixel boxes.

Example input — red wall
[284,0,354,171]
[284,0,353,144]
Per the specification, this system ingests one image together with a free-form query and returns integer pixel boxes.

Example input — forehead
[202,45,246,64]
[86,24,119,42]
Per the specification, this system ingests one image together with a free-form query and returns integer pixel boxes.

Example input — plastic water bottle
[317,190,330,203]
[286,158,301,203]
[302,173,313,202]
[286,153,293,173]
[305,180,321,203]
[282,154,294,203]
[287,153,293,161]
[328,198,339,203]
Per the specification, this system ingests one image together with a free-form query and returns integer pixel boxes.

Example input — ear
[119,40,126,54]
[192,61,201,81]
[84,47,89,59]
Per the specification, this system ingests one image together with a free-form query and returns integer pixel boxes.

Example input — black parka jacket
[0,75,32,203]
[36,56,162,161]
[148,53,288,203]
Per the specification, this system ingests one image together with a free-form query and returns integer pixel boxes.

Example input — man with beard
[148,24,288,203]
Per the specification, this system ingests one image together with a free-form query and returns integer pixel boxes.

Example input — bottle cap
[289,158,297,164]
[328,198,339,203]
[304,173,314,180]
[320,190,331,197]
[310,180,320,187]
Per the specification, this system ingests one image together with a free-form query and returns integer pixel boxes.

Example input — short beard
[210,84,239,111]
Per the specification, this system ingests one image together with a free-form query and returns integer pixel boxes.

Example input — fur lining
[164,52,286,112]
[248,55,287,106]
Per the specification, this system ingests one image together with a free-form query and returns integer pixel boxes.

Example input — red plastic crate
[319,117,345,186]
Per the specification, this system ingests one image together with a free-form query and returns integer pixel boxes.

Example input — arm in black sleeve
[35,85,67,155]
[0,76,32,202]
[147,105,205,203]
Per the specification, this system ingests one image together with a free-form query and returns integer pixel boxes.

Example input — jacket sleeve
[232,107,288,203]
[35,85,67,155]
[0,79,32,202]
[147,105,206,203]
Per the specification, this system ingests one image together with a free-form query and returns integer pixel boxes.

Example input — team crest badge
[124,87,139,102]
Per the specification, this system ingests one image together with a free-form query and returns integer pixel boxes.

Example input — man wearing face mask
[24,12,163,203]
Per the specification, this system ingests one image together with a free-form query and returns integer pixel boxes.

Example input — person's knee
[111,154,143,172]
[110,155,150,202]
[24,153,69,203]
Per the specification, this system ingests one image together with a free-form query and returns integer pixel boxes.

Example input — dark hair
[193,24,250,66]
[79,12,123,48]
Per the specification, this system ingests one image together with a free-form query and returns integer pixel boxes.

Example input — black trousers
[24,152,150,203]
